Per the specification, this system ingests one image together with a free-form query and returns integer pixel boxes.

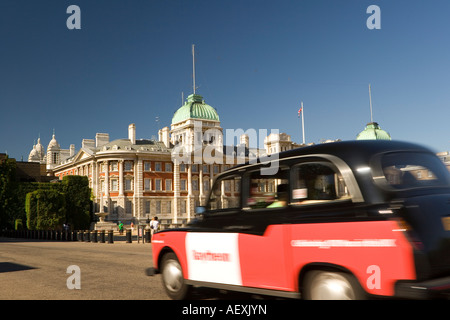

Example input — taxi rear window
[380,152,450,189]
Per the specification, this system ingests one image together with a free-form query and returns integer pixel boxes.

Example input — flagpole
[301,102,305,145]
[369,83,373,123]
[192,44,196,94]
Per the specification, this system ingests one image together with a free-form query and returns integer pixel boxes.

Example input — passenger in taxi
[267,184,289,208]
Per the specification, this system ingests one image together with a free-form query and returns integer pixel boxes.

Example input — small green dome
[356,122,391,141]
[171,94,219,125]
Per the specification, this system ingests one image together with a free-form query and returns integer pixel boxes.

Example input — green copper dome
[171,94,219,125]
[356,122,391,141]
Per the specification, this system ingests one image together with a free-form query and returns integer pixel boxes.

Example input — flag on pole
[298,107,303,118]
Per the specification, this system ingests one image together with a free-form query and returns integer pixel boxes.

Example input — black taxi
[150,140,450,299]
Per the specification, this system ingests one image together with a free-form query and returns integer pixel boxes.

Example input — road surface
[0,237,167,300]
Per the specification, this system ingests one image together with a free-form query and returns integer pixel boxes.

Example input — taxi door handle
[224,225,252,231]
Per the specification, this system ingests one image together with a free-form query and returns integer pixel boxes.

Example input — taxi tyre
[160,252,191,300]
[303,270,367,300]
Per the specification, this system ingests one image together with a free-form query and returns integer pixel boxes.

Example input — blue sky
[1,0,450,160]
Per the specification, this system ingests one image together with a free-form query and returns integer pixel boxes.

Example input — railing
[0,228,152,244]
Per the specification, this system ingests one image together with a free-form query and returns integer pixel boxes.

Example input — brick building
[34,93,267,226]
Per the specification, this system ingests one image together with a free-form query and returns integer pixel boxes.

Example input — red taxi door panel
[182,226,292,292]
[239,225,292,291]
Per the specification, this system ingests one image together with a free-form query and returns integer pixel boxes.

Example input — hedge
[26,189,66,230]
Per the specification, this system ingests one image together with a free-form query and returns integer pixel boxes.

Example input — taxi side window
[246,168,289,210]
[291,162,350,205]
[208,175,241,211]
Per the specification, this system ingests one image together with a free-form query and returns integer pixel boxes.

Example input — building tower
[28,137,46,164]
[46,133,61,170]
[170,93,222,154]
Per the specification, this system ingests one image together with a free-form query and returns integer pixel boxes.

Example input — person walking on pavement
[118,221,124,235]
[150,217,159,237]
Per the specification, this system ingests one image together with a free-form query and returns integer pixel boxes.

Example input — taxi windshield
[380,152,450,190]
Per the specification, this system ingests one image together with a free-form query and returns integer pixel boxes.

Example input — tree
[61,176,91,230]
[0,156,18,229]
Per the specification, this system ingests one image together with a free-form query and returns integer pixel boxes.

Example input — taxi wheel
[303,270,366,300]
[160,252,191,300]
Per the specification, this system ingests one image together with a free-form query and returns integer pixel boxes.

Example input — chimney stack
[159,126,170,148]
[95,133,109,148]
[240,134,249,149]
[128,123,136,145]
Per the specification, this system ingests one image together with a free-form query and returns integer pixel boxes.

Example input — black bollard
[91,230,98,243]
[108,230,114,244]
[100,230,105,243]
[79,230,84,241]
[126,229,132,243]
[72,230,78,241]
[145,229,151,243]
[84,230,90,242]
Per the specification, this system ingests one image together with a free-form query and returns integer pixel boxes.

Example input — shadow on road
[0,262,37,273]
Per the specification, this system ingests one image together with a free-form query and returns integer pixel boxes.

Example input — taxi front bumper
[395,276,450,299]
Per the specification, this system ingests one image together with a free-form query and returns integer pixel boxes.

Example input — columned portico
[187,163,193,222]
[173,160,180,224]
[104,160,109,216]
[119,160,124,196]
